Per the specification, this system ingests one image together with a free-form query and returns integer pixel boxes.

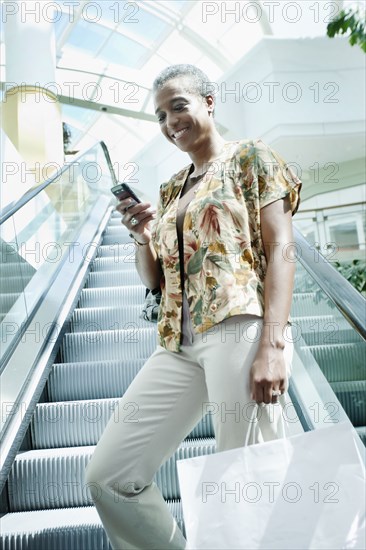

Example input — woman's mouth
[172,127,189,141]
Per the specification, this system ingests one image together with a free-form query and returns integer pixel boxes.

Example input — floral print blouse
[151,139,302,353]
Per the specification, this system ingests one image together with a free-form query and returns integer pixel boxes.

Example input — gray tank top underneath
[176,175,201,346]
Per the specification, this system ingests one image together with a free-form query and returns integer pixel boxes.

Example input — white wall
[132,35,365,208]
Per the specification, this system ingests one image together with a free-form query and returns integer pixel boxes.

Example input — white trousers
[85,314,294,549]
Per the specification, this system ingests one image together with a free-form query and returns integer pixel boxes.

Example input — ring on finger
[130,216,139,226]
[272,389,281,397]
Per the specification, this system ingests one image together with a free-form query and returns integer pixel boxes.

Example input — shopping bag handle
[244,397,290,446]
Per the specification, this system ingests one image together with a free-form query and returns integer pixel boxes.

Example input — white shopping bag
[177,421,366,549]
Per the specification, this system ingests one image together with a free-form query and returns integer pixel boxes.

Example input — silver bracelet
[129,233,149,246]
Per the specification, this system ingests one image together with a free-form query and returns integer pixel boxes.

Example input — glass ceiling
[0,0,363,165]
[54,0,264,162]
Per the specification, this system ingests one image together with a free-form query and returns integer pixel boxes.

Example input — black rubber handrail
[0,141,117,226]
[294,226,366,341]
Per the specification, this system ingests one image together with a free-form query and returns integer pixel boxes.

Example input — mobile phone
[111,182,142,203]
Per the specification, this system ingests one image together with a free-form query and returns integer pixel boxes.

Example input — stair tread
[1,502,182,534]
[15,437,217,462]
[1,506,101,533]
[331,380,366,389]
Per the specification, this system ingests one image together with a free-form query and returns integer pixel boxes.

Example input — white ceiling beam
[58,94,156,121]
[257,0,273,35]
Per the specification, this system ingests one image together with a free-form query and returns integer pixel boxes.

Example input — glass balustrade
[0,142,115,368]
[289,246,366,448]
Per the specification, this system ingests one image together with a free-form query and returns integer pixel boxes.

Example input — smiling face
[153,76,215,154]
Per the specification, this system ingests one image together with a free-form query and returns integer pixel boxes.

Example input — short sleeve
[255,139,302,216]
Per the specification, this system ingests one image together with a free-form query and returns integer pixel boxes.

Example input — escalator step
[103,223,127,232]
[0,502,184,550]
[102,234,133,246]
[78,286,145,307]
[0,263,36,277]
[31,397,215,449]
[107,220,126,228]
[60,327,157,362]
[0,292,31,313]
[48,359,147,401]
[85,270,142,288]
[70,306,150,332]
[96,244,134,258]
[291,292,335,317]
[304,343,366,382]
[8,439,216,510]
[293,270,317,292]
[103,229,128,239]
[111,211,123,219]
[290,315,361,345]
[330,381,366,427]
[0,275,33,293]
[102,225,129,235]
[90,258,139,274]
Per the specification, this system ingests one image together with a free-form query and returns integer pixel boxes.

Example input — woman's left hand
[249,342,287,405]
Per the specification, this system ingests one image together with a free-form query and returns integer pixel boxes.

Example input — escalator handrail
[0,141,117,226]
[294,226,366,341]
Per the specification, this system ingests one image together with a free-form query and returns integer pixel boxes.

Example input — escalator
[1,144,365,549]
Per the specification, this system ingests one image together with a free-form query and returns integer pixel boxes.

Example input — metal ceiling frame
[58,93,157,121]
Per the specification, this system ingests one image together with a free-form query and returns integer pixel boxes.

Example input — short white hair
[152,64,215,101]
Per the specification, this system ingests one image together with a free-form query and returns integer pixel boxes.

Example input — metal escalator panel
[290,230,366,448]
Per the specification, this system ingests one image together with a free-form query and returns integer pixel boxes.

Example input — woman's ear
[205,94,215,115]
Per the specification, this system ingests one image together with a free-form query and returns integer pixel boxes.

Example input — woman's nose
[166,112,179,129]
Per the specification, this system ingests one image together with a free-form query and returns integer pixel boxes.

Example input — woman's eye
[174,104,185,111]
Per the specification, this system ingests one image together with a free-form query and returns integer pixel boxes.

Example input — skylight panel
[67,19,111,56]
[98,0,140,25]
[115,5,169,45]
[54,11,70,42]
[100,32,148,67]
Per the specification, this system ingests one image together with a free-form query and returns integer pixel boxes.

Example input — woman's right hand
[115,197,156,245]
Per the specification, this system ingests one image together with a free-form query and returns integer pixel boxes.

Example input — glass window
[54,12,70,41]
[100,32,148,67]
[67,20,110,56]
[329,222,360,250]
[116,6,168,44]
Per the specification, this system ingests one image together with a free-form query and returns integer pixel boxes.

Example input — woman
[86,64,302,549]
